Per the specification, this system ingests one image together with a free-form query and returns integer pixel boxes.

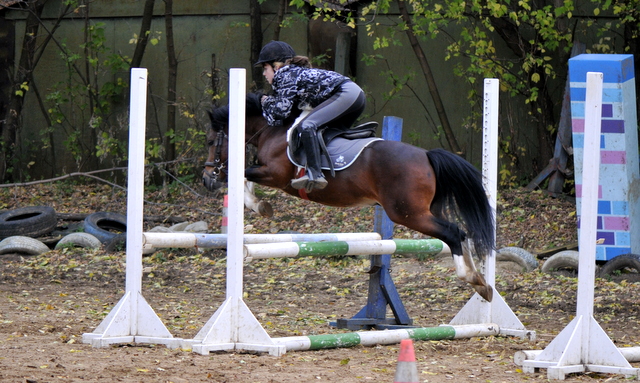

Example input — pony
[202,93,495,301]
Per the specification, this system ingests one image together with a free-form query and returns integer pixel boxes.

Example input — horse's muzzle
[202,169,225,191]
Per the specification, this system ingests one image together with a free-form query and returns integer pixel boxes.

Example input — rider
[256,40,366,192]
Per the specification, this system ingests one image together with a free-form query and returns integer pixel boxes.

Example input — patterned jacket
[261,65,349,126]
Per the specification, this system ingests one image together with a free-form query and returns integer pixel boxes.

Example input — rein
[245,122,269,146]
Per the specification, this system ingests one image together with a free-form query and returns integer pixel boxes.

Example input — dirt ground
[2,184,640,383]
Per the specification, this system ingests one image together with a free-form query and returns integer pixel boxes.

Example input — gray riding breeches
[297,81,366,132]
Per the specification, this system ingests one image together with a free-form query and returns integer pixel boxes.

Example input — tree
[250,0,263,89]
[164,0,177,162]
[397,0,460,155]
[590,0,640,114]
[1,0,49,182]
[130,0,156,69]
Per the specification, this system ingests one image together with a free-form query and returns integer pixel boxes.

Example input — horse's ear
[207,109,222,132]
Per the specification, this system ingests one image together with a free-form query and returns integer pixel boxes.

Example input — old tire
[0,236,50,255]
[496,247,539,272]
[599,253,640,278]
[0,206,58,239]
[84,212,127,244]
[55,232,102,250]
[541,250,580,273]
[104,233,126,253]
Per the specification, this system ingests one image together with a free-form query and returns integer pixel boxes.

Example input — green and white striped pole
[243,239,450,261]
[272,323,499,352]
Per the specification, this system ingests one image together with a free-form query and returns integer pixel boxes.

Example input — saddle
[287,119,381,176]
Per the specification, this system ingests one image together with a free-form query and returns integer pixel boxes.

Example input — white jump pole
[142,232,383,248]
[449,78,535,340]
[82,68,179,348]
[520,72,639,380]
[187,68,284,356]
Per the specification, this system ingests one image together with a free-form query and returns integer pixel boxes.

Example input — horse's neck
[246,116,287,145]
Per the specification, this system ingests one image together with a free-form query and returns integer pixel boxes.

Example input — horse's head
[202,107,229,191]
[202,93,265,192]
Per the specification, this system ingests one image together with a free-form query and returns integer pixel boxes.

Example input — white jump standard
[448,78,534,340]
[519,67,640,379]
[82,68,180,348]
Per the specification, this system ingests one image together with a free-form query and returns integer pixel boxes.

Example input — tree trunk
[249,0,263,90]
[397,0,461,156]
[82,0,99,172]
[1,0,48,182]
[164,0,177,162]
[273,0,286,41]
[488,15,555,173]
[131,0,156,68]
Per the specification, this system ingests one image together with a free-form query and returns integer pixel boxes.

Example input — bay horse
[203,93,495,302]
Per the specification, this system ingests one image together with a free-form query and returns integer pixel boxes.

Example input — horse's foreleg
[244,180,273,218]
[452,239,493,302]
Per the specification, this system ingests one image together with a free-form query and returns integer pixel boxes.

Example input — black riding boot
[291,129,328,192]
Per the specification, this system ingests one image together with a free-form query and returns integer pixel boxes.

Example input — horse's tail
[426,148,495,258]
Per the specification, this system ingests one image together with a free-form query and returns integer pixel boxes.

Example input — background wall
[3,0,565,181]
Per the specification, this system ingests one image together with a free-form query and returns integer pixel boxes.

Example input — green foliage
[44,20,131,169]
[310,52,331,67]
[41,13,214,184]
[387,0,572,107]
[589,0,639,52]
[14,82,29,97]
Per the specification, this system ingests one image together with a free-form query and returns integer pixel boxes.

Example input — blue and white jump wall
[569,54,640,261]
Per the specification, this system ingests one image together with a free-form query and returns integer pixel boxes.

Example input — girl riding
[256,40,366,192]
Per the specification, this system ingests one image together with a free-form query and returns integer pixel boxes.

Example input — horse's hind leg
[455,239,493,302]
[392,212,493,302]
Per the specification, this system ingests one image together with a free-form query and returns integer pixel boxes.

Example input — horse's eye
[207,140,214,146]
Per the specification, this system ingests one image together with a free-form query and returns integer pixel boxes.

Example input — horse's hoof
[258,201,273,218]
[473,284,494,302]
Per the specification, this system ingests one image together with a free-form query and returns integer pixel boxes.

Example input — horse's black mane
[208,93,264,128]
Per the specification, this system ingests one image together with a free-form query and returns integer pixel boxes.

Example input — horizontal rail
[243,239,450,261]
[142,232,382,249]
[273,323,499,352]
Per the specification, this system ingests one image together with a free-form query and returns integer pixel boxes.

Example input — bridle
[203,129,228,184]
[202,118,270,188]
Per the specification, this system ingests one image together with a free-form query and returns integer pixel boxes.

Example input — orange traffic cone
[394,339,419,383]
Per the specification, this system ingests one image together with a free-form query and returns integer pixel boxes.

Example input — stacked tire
[0,206,58,256]
[83,212,127,244]
[0,206,58,240]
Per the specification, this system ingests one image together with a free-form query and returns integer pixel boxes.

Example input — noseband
[203,130,228,183]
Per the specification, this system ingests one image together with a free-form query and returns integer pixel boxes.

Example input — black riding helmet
[254,41,296,67]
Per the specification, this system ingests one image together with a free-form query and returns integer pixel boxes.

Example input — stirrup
[306,177,328,192]
[291,173,327,192]
[291,175,309,190]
